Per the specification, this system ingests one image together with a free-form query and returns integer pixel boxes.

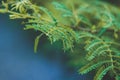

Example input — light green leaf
[34,34,43,53]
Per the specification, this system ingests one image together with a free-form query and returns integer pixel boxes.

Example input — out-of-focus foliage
[0,0,120,80]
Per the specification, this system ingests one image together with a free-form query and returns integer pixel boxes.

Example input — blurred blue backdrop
[0,14,92,80]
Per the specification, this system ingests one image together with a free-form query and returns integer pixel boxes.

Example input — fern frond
[85,39,102,51]
[47,26,76,50]
[86,42,110,60]
[78,31,95,39]
[79,60,112,74]
[78,31,120,79]
[25,24,76,51]
[94,66,113,80]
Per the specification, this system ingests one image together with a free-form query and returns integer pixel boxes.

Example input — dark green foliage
[0,0,120,80]
[116,75,120,80]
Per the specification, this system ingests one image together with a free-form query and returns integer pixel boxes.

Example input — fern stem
[110,55,120,59]
[102,42,115,75]
[110,42,120,46]
[8,10,55,24]
[7,10,36,19]
[108,48,117,76]
[70,1,80,27]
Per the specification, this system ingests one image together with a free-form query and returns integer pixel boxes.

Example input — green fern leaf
[78,32,94,39]
[25,24,76,51]
[94,66,113,80]
[86,44,109,60]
